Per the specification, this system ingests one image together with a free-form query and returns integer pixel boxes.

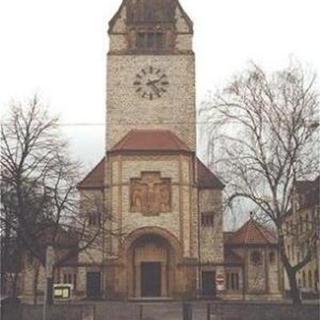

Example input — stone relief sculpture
[130,172,171,215]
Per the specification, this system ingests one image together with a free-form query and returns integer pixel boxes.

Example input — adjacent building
[283,176,320,296]
[224,217,283,300]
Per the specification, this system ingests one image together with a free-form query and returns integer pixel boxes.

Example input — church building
[78,0,225,300]
[12,0,284,302]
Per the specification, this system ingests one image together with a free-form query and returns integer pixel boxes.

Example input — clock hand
[147,75,166,86]
[149,83,161,96]
[146,79,159,86]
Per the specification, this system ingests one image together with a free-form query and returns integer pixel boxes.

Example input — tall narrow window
[226,272,240,290]
[269,251,275,264]
[201,213,214,227]
[308,270,312,288]
[147,33,154,48]
[135,31,167,50]
[137,32,146,48]
[156,33,165,48]
[63,272,77,290]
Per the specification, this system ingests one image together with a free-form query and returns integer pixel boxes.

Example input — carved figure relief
[130,172,171,215]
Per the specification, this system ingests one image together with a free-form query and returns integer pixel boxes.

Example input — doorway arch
[126,229,180,298]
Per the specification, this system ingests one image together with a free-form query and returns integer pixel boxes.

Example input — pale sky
[1,0,319,169]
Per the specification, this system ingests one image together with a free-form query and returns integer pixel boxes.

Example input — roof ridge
[251,219,274,244]
[112,130,134,150]
[166,130,189,150]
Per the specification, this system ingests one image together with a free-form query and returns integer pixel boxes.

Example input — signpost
[216,273,225,292]
[43,246,55,320]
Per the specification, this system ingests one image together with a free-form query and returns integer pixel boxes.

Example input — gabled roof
[110,129,191,153]
[197,159,225,190]
[77,158,105,190]
[225,218,277,246]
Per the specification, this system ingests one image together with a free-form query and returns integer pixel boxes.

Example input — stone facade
[106,0,195,151]
[224,219,283,301]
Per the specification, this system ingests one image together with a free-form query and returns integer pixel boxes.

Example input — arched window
[251,251,262,265]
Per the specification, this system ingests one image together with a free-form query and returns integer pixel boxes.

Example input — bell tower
[106,0,196,150]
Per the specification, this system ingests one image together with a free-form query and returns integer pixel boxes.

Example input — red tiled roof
[77,158,105,190]
[225,218,277,246]
[110,130,191,152]
[197,159,225,190]
[224,247,243,265]
[77,157,224,190]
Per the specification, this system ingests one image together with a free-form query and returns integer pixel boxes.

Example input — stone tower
[106,0,196,150]
[78,0,225,301]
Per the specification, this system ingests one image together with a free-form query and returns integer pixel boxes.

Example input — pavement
[94,302,226,320]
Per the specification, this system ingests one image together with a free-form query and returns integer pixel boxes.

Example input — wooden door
[86,272,101,299]
[202,271,216,296]
[141,262,161,297]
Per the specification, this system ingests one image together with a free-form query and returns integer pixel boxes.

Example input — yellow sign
[53,284,72,300]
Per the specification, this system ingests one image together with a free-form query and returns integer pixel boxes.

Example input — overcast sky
[1,0,319,169]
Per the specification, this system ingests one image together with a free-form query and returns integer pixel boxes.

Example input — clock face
[133,66,169,100]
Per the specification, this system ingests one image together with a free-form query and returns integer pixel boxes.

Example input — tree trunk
[278,235,302,305]
[47,277,54,305]
[286,267,301,305]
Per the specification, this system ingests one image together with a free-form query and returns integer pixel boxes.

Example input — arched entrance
[127,233,177,298]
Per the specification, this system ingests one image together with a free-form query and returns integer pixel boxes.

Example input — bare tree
[0,96,113,303]
[201,61,319,304]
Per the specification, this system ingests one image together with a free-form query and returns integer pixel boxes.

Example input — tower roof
[110,129,191,153]
[225,218,277,246]
[109,0,193,33]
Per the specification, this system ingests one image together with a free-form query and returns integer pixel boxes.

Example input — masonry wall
[246,248,267,294]
[107,3,195,151]
[199,189,224,264]
[106,54,196,151]
[106,153,197,258]
[78,189,105,265]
